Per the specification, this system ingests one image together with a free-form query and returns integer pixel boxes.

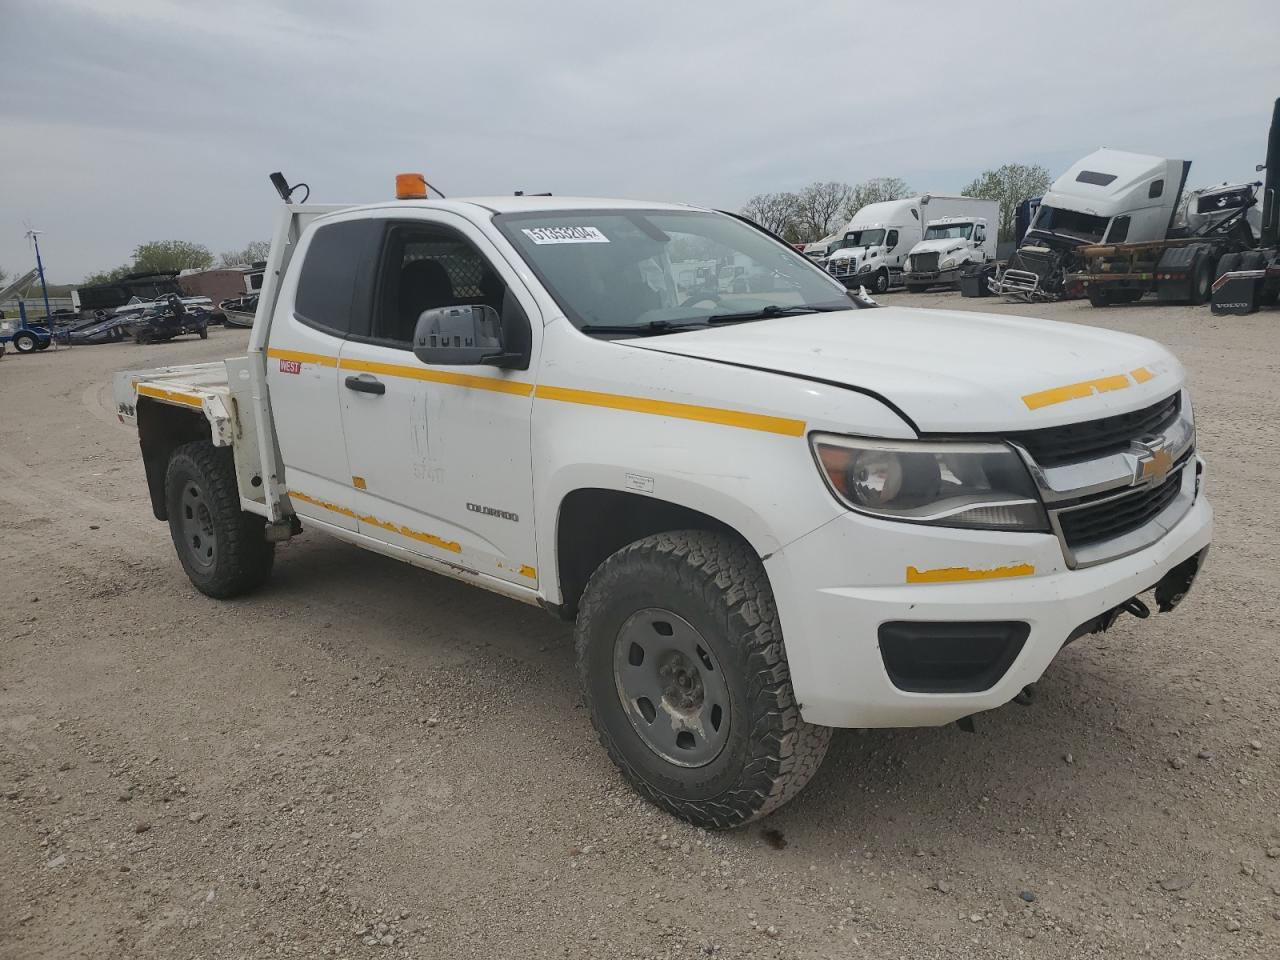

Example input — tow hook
[1120,597,1151,620]
[1013,683,1037,706]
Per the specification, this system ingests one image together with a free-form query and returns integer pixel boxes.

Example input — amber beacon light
[395,173,428,199]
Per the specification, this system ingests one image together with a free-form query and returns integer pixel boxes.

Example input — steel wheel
[179,479,217,571]
[613,607,730,768]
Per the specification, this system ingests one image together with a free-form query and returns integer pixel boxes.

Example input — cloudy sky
[2,0,1279,283]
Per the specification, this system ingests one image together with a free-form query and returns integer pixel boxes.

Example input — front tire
[575,530,831,828]
[164,441,274,598]
[872,269,890,294]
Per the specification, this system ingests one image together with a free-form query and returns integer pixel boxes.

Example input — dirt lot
[1,293,1277,959]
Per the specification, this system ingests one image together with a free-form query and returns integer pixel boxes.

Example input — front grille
[913,252,940,272]
[1008,247,1057,282]
[1057,467,1183,548]
[1010,393,1180,467]
[828,260,855,278]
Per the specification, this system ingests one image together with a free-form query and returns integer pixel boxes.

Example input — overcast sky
[2,0,1279,283]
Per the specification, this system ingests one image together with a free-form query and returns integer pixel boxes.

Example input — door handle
[344,374,386,395]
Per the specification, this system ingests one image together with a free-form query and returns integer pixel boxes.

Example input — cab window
[370,224,508,348]
[293,219,382,337]
[886,229,900,250]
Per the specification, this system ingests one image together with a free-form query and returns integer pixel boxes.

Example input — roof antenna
[269,172,311,204]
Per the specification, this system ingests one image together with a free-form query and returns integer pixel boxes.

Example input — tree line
[82,239,271,287]
[743,163,1051,244]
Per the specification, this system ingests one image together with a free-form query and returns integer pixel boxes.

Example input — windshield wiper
[579,319,708,336]
[705,304,825,324]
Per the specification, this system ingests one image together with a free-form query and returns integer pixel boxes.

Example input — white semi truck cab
[114,174,1213,828]
[825,195,998,293]
[903,213,998,291]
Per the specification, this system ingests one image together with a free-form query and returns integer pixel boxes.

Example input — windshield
[924,222,973,241]
[838,229,885,250]
[1030,204,1110,243]
[494,209,850,332]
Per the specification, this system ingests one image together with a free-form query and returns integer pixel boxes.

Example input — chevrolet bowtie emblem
[1137,445,1174,483]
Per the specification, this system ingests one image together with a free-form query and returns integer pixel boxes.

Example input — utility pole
[27,229,57,350]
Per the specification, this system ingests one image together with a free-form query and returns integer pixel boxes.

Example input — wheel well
[137,399,212,520]
[553,488,749,620]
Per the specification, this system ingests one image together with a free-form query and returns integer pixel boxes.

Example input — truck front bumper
[765,489,1213,729]
[904,267,960,287]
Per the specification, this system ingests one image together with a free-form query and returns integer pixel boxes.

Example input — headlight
[811,434,1049,531]
[941,256,956,268]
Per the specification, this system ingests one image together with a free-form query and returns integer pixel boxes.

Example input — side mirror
[413,304,506,366]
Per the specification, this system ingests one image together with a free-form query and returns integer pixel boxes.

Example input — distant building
[178,263,264,303]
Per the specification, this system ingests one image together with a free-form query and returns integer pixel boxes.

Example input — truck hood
[625,307,1180,433]
[909,238,967,257]
[825,246,870,262]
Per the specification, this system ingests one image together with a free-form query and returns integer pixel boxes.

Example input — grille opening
[1010,393,1180,467]
[1057,467,1184,549]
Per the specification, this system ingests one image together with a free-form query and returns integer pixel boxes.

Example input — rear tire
[164,441,274,599]
[905,283,928,293]
[1240,250,1267,271]
[1188,253,1213,305]
[1086,286,1111,308]
[1216,251,1243,280]
[575,530,831,828]
[13,331,37,353]
[198,326,209,340]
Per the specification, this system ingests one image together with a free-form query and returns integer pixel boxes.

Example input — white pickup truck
[114,176,1212,828]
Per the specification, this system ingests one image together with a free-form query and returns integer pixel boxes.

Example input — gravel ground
[1,292,1277,959]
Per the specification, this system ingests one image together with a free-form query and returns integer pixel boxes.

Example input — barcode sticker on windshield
[522,226,610,245]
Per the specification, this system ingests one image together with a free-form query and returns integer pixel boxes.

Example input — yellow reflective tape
[1022,373,1135,411]
[136,384,205,408]
[266,347,338,367]
[905,563,1036,584]
[534,384,806,437]
[351,476,367,490]
[288,488,461,553]
[339,358,534,396]
[519,564,537,579]
[356,513,462,553]
[287,489,356,519]
[1131,366,1155,384]
[265,349,802,435]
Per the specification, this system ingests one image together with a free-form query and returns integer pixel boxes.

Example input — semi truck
[113,173,1212,828]
[824,195,992,293]
[901,201,1000,292]
[1212,97,1280,315]
[993,149,1191,301]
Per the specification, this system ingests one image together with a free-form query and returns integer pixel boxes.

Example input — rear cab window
[294,219,383,338]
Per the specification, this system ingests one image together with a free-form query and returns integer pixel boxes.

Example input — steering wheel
[680,292,724,309]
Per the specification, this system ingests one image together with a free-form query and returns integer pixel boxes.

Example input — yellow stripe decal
[288,489,357,519]
[1022,369,1153,411]
[339,357,534,397]
[534,384,806,437]
[267,347,338,367]
[288,488,461,553]
[265,350,801,435]
[356,513,462,553]
[137,384,205,409]
[906,563,1036,584]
